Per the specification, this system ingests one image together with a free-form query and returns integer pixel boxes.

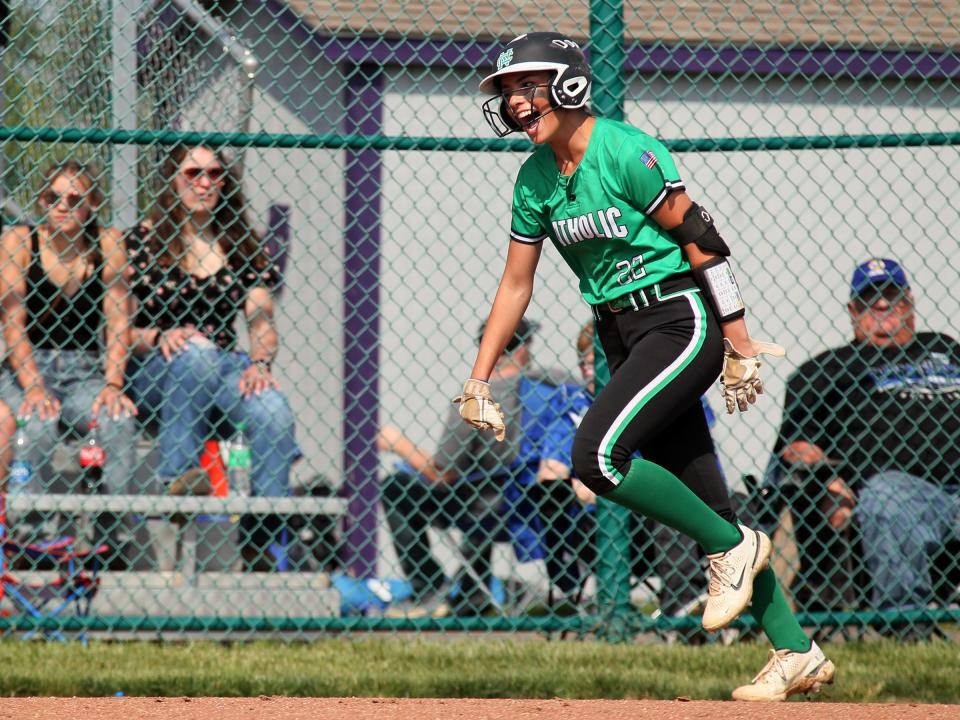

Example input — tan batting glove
[721,338,785,414]
[452,378,506,442]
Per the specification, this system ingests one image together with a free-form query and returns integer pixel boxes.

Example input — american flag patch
[640,150,658,169]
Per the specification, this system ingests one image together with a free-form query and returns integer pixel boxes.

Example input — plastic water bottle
[9,418,34,495]
[226,422,252,497]
[78,419,105,494]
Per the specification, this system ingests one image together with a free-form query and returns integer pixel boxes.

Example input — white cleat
[701,524,772,631]
[732,641,836,701]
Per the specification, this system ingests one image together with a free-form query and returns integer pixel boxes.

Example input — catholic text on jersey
[552,206,628,247]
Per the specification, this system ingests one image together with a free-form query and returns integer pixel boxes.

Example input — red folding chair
[1,494,108,642]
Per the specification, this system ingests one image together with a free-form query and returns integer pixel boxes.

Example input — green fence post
[589,0,635,642]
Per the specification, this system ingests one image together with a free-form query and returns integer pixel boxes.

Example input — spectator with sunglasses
[767,258,960,621]
[0,161,137,561]
[123,144,298,570]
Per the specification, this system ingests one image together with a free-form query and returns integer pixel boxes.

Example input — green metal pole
[589,0,635,642]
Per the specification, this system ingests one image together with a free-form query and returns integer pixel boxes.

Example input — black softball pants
[571,282,736,523]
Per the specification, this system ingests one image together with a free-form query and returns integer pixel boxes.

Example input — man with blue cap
[767,258,960,632]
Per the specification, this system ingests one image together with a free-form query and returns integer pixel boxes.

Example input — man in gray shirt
[378,319,540,617]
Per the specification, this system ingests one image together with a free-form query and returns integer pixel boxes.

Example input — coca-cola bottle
[78,419,106,494]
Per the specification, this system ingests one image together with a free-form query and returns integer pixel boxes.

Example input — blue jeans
[0,349,137,494]
[855,471,960,609]
[127,342,299,496]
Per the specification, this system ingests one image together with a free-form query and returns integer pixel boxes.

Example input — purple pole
[342,63,383,578]
[265,203,291,296]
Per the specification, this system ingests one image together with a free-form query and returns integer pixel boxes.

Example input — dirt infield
[1,698,957,719]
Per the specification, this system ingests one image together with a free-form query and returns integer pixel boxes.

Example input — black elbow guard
[668,203,730,256]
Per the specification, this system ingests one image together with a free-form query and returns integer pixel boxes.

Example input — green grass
[0,637,956,703]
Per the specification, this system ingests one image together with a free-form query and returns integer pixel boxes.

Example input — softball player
[454,32,835,701]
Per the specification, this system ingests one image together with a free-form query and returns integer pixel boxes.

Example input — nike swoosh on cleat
[730,532,759,591]
[730,565,747,591]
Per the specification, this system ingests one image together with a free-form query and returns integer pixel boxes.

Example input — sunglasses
[853,298,912,315]
[851,285,912,313]
[501,82,550,99]
[181,166,226,184]
[41,190,85,209]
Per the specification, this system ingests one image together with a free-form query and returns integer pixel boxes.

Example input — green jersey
[510,118,690,305]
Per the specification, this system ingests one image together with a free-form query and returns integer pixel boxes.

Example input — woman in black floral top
[125,145,298,518]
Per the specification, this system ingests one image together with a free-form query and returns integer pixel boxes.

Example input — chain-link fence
[0,0,958,641]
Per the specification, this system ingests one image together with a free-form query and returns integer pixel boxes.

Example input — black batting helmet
[479,32,591,137]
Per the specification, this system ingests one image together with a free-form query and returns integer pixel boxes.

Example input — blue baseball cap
[849,258,910,299]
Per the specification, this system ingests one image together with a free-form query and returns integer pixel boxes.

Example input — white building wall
[190,6,960,582]
[378,73,960,489]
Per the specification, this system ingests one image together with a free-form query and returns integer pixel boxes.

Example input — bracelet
[253,359,273,371]
[106,382,124,391]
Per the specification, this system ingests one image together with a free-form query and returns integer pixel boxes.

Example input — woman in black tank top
[0,161,138,559]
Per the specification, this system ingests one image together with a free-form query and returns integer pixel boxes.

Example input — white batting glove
[721,338,785,414]
[452,378,506,442]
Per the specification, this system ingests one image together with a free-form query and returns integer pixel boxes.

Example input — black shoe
[240,544,275,572]
[383,586,450,618]
[168,468,212,526]
[435,594,500,618]
[168,468,213,497]
[891,621,942,643]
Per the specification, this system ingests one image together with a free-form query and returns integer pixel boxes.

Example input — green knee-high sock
[749,567,811,652]
[604,458,741,554]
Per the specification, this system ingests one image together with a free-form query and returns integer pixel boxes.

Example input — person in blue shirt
[503,338,594,612]
[524,328,595,609]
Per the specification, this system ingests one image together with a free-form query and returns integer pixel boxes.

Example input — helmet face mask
[482,95,521,137]
[479,32,592,137]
